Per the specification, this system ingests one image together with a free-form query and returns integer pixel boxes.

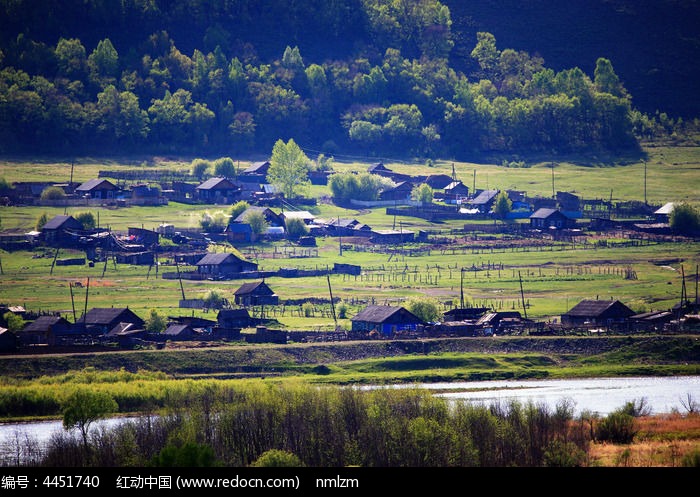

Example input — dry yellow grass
[589,413,700,467]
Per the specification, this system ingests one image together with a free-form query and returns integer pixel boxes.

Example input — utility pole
[643,159,647,205]
[518,271,527,320]
[460,268,465,309]
[551,162,555,198]
[327,273,337,328]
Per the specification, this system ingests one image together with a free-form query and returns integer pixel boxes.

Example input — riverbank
[1,334,698,381]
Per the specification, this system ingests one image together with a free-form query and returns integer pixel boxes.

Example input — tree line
[0,0,690,159]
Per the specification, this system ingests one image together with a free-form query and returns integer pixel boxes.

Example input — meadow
[1,146,699,328]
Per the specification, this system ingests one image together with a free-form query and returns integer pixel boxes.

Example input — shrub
[40,186,65,200]
[285,217,309,240]
[250,449,304,467]
[595,410,637,444]
[681,449,700,467]
[151,442,219,467]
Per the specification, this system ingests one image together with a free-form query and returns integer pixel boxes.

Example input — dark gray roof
[76,178,116,191]
[79,307,143,325]
[350,305,421,323]
[243,161,270,173]
[469,189,499,205]
[530,208,563,219]
[23,315,70,332]
[196,252,246,265]
[564,299,633,317]
[234,281,272,295]
[163,324,192,336]
[42,214,79,230]
[196,177,237,190]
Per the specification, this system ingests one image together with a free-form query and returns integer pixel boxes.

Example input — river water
[0,376,698,463]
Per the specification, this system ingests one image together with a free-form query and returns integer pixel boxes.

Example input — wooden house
[467,189,499,213]
[443,181,469,204]
[195,252,258,278]
[370,229,415,244]
[224,222,253,243]
[241,161,271,182]
[0,328,18,352]
[350,305,424,336]
[379,181,414,202]
[653,202,676,223]
[75,307,145,336]
[217,308,252,329]
[75,178,119,199]
[195,177,240,204]
[529,208,576,230]
[281,210,316,226]
[40,214,83,244]
[162,324,200,341]
[234,280,279,306]
[20,315,72,346]
[561,299,635,328]
[424,174,454,189]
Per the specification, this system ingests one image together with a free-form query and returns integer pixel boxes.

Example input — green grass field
[1,145,699,328]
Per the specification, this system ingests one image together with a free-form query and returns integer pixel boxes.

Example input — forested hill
[444,0,700,120]
[0,0,695,159]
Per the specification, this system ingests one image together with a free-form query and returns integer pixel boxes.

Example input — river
[0,375,698,464]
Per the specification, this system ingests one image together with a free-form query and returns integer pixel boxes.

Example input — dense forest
[0,0,697,159]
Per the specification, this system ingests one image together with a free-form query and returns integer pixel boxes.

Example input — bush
[595,410,637,444]
[285,217,309,240]
[681,449,700,467]
[151,442,219,467]
[40,186,65,200]
[250,449,304,467]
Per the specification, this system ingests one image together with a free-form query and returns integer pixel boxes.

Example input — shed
[234,280,279,306]
[561,299,635,328]
[350,305,424,336]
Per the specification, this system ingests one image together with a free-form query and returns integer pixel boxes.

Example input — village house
[467,189,499,213]
[217,308,253,329]
[195,252,258,279]
[350,305,424,336]
[561,299,635,328]
[195,177,240,204]
[423,174,454,190]
[370,229,415,244]
[529,208,576,230]
[443,181,469,204]
[379,181,414,202]
[75,178,119,200]
[0,328,18,352]
[234,280,279,306]
[240,161,271,182]
[128,183,166,206]
[162,323,201,341]
[75,307,145,336]
[20,315,72,346]
[280,210,316,226]
[40,214,83,245]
